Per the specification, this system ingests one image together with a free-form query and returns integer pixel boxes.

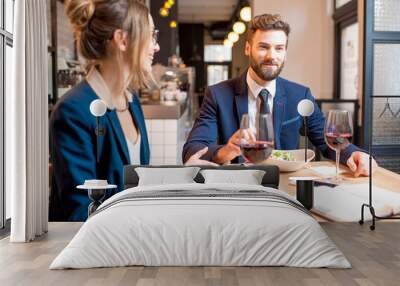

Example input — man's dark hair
[247,14,291,42]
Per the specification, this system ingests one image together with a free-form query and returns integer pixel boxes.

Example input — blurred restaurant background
[41,0,399,170]
[1,0,400,231]
[1,0,400,176]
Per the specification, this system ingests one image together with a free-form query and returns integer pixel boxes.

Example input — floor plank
[0,222,399,286]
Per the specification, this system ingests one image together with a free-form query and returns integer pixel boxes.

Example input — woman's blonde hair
[65,0,151,91]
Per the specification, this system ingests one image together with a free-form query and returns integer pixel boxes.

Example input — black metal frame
[359,0,400,231]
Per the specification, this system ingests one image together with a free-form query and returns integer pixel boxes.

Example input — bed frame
[123,164,280,190]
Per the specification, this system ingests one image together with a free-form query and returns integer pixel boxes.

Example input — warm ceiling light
[164,2,172,9]
[223,39,233,48]
[159,7,169,17]
[233,21,246,34]
[169,20,177,28]
[228,32,239,43]
[240,6,252,22]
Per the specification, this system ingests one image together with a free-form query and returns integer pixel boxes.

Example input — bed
[50,165,350,269]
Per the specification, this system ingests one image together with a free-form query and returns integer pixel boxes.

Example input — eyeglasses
[152,29,159,45]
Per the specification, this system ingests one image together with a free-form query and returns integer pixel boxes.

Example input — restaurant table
[279,161,400,221]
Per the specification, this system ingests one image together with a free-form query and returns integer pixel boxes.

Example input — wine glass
[324,110,353,182]
[239,113,274,164]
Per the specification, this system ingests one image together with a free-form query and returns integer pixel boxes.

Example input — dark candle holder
[77,183,117,217]
[88,188,107,216]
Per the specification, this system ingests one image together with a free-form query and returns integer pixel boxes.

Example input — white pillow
[200,169,266,185]
[135,167,200,186]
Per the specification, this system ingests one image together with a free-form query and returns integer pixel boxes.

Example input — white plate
[262,149,315,172]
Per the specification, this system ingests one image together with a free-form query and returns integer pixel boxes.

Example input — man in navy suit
[183,13,375,176]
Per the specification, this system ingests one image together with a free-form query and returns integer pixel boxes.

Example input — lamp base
[88,188,107,217]
[359,203,400,231]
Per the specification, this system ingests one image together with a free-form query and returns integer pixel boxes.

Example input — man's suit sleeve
[182,87,224,163]
[50,100,96,221]
[304,89,362,164]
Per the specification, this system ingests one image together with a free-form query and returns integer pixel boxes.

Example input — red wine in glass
[324,110,353,182]
[325,132,352,151]
[241,141,273,164]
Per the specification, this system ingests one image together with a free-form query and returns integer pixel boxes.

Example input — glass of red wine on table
[324,110,353,182]
[240,113,274,164]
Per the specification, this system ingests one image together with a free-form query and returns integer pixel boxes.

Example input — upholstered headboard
[123,164,280,190]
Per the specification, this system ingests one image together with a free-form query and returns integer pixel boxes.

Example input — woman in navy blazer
[49,0,159,221]
[50,0,210,221]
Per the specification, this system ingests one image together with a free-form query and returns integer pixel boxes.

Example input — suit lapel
[273,77,287,149]
[234,72,249,127]
[106,110,130,164]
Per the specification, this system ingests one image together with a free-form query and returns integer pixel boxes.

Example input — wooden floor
[1,222,400,286]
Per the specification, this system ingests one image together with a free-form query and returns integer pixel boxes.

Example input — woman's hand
[185,147,219,166]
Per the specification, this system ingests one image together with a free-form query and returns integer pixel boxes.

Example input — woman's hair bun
[65,0,95,31]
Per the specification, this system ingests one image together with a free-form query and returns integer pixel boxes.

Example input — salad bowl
[261,149,315,172]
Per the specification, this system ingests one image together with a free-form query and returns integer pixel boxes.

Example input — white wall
[252,0,335,99]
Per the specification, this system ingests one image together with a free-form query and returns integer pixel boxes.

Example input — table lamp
[78,99,116,216]
[89,99,107,162]
[297,99,315,162]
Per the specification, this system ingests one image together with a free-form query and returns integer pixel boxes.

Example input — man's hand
[346,151,378,177]
[213,129,256,164]
[185,147,219,166]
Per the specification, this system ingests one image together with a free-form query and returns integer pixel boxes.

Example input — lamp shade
[90,99,107,117]
[297,99,314,117]
[233,21,246,34]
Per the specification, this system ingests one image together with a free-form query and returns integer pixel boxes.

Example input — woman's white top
[125,133,141,165]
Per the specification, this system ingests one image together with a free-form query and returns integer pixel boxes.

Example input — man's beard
[250,56,285,81]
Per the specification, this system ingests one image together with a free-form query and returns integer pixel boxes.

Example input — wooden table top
[279,161,400,221]
[279,161,400,195]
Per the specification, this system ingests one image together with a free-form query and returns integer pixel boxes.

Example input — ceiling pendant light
[159,7,169,17]
[169,20,177,28]
[240,6,252,22]
[228,32,239,43]
[224,39,233,48]
[233,21,246,34]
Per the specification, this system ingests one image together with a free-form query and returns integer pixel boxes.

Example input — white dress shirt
[246,71,276,134]
[125,134,141,164]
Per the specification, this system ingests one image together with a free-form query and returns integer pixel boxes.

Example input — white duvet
[50,183,350,269]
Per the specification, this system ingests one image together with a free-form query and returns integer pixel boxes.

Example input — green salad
[271,150,295,161]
